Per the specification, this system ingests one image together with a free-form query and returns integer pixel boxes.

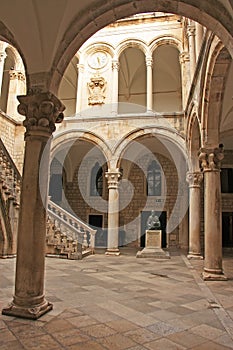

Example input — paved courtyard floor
[1,249,233,349]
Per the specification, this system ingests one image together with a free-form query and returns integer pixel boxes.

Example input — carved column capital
[187,25,196,37]
[105,169,121,189]
[199,146,224,172]
[0,51,7,63]
[112,60,119,71]
[186,171,203,187]
[17,91,65,135]
[146,56,153,67]
[179,51,190,64]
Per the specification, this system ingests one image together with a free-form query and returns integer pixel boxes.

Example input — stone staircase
[46,200,96,259]
[0,138,20,257]
[0,138,96,259]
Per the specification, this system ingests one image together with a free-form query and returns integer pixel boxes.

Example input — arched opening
[118,47,146,113]
[153,45,182,112]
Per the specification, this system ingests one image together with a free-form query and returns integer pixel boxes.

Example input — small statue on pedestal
[146,210,161,230]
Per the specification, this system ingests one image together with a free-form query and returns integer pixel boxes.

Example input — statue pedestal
[136,230,170,259]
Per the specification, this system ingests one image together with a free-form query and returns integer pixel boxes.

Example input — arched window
[147,160,161,196]
[90,162,103,196]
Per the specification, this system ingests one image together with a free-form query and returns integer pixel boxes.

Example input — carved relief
[87,75,106,105]
[199,145,224,171]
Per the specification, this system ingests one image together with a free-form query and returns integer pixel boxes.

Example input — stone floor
[1,249,233,349]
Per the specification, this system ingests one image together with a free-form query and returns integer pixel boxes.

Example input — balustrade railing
[0,137,96,258]
[47,199,96,253]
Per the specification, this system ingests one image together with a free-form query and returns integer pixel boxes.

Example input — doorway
[140,211,167,248]
[222,212,233,247]
[89,215,106,247]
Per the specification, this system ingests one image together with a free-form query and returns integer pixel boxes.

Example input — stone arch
[0,21,27,75]
[51,129,112,181]
[112,126,187,170]
[5,44,25,72]
[201,42,231,148]
[116,39,148,58]
[187,112,202,171]
[50,0,233,93]
[150,35,182,54]
[84,42,115,59]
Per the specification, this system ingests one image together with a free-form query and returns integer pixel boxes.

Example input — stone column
[187,23,196,81]
[199,146,227,280]
[112,59,119,115]
[2,91,65,319]
[186,171,203,259]
[195,23,204,59]
[179,51,190,108]
[7,70,26,119]
[146,56,153,113]
[0,51,7,94]
[105,169,121,255]
[76,63,84,114]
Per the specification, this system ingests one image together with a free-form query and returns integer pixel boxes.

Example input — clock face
[88,51,108,69]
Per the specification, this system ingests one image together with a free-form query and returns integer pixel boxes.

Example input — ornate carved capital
[112,60,119,71]
[17,92,65,135]
[199,146,224,172]
[187,25,196,37]
[0,51,7,63]
[146,57,153,67]
[9,70,25,81]
[179,51,190,64]
[186,171,203,187]
[105,169,121,189]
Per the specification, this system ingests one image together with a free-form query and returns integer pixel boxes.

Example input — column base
[202,269,228,281]
[2,299,53,320]
[187,253,203,260]
[105,248,120,256]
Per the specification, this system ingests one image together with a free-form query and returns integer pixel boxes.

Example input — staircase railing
[47,199,96,253]
[0,137,96,258]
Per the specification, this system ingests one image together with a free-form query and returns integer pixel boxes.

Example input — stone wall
[63,152,181,248]
[0,112,25,173]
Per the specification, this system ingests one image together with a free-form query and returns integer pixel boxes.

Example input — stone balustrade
[47,199,96,257]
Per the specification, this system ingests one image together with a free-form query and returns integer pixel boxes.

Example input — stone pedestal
[136,230,170,259]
